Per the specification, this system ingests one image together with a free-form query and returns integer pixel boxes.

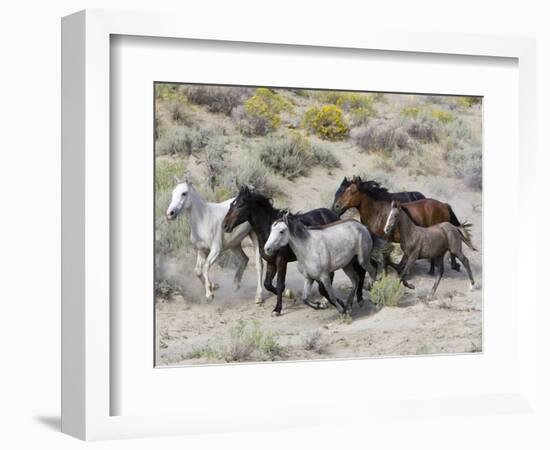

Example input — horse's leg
[249,233,264,304]
[429,255,445,299]
[428,259,435,275]
[300,277,317,310]
[453,251,475,290]
[272,258,288,316]
[399,252,418,290]
[229,246,248,291]
[318,273,346,314]
[450,254,461,272]
[194,250,206,279]
[342,264,359,313]
[263,262,277,295]
[202,245,222,301]
[316,272,334,309]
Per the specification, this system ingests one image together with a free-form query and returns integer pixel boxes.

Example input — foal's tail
[457,225,478,252]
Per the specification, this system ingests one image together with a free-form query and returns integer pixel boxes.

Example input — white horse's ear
[282,212,289,224]
[173,175,182,184]
[184,172,192,185]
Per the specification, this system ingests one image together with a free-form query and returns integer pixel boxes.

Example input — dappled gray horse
[166,180,263,302]
[264,214,376,314]
[383,200,476,299]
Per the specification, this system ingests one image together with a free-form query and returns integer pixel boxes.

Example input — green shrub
[156,125,211,156]
[187,320,285,362]
[204,135,226,189]
[457,96,482,108]
[430,108,454,124]
[316,91,375,112]
[400,106,421,119]
[243,88,293,133]
[220,153,280,197]
[258,131,315,178]
[302,105,349,140]
[155,159,192,257]
[405,116,440,142]
[349,106,377,126]
[184,85,252,115]
[351,119,409,152]
[370,274,403,307]
[257,131,338,179]
[155,83,187,102]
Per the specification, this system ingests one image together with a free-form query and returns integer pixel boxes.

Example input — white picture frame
[61,9,537,441]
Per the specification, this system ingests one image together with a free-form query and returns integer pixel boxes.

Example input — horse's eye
[279,230,284,234]
[181,193,186,197]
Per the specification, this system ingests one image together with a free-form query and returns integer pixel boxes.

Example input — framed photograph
[61,9,537,440]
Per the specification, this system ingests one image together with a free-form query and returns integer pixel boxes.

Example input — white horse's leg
[302,277,313,303]
[250,233,264,304]
[202,245,222,301]
[229,246,249,291]
[194,249,206,279]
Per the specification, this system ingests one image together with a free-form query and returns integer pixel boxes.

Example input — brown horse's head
[222,186,252,233]
[333,176,364,215]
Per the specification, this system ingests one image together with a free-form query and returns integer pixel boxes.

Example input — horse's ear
[343,176,348,183]
[184,172,192,185]
[282,212,289,225]
[173,175,182,184]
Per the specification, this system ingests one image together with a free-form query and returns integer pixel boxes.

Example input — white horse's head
[383,200,401,236]
[264,218,290,256]
[166,181,193,220]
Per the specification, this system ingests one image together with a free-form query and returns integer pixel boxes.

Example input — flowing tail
[457,222,477,251]
[447,204,477,251]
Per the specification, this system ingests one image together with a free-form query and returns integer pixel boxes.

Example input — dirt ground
[155,145,482,367]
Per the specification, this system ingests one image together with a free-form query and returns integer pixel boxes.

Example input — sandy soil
[155,145,482,366]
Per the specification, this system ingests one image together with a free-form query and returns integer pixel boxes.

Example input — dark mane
[357,179,393,200]
[285,214,310,240]
[247,190,275,210]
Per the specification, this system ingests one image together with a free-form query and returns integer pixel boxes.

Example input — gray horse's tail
[457,224,477,252]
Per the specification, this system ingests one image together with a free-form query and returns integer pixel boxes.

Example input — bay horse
[332,176,425,210]
[383,200,476,298]
[222,186,369,315]
[264,214,377,315]
[166,180,263,303]
[332,176,468,274]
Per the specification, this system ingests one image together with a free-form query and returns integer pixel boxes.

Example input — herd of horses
[165,175,477,316]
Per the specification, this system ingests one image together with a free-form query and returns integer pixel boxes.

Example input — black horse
[222,186,370,316]
[331,176,426,215]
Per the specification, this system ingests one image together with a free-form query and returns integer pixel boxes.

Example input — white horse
[264,214,376,314]
[166,180,263,302]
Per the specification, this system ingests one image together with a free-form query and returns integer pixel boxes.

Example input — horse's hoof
[469,283,476,292]
[233,283,241,291]
[283,288,295,300]
[255,298,264,305]
[271,310,281,317]
[405,283,415,290]
[358,300,365,308]
[206,293,214,302]
[211,283,220,291]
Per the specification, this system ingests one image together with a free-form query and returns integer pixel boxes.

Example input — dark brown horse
[222,186,369,315]
[333,176,469,273]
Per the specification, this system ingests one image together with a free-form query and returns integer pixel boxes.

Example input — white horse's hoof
[271,311,281,317]
[233,282,241,291]
[255,298,264,305]
[469,283,476,292]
